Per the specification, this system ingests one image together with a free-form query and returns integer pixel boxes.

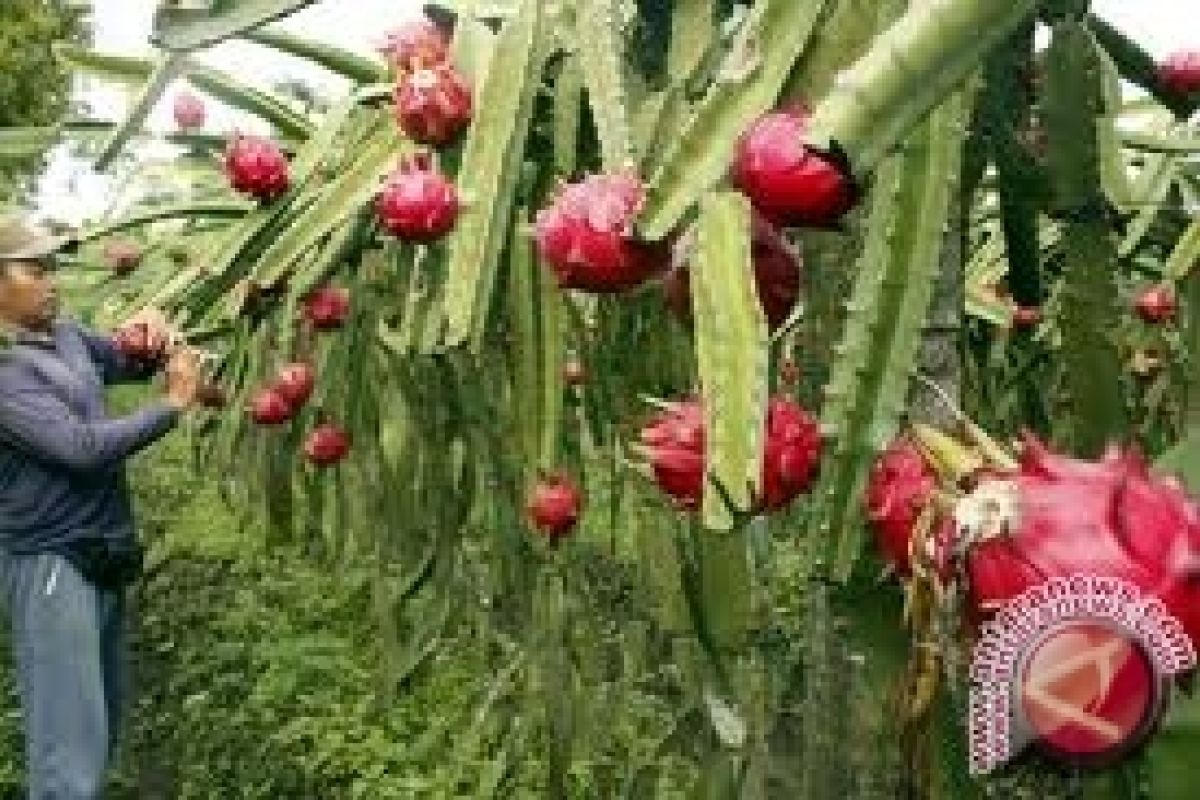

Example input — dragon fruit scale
[375,153,460,242]
[394,64,473,147]
[224,134,290,201]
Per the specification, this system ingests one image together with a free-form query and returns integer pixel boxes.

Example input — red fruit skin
[535,173,667,294]
[865,438,939,577]
[376,154,460,242]
[394,65,473,147]
[1012,305,1042,329]
[303,286,350,331]
[1134,285,1176,324]
[1158,50,1200,96]
[274,362,315,407]
[527,476,583,541]
[250,388,294,425]
[173,91,205,129]
[378,17,450,72]
[731,108,856,228]
[225,135,290,200]
[304,424,351,466]
[103,239,142,275]
[111,322,166,368]
[640,396,820,513]
[663,213,802,330]
[965,436,1200,645]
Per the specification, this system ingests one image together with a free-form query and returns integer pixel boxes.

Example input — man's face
[0,259,59,332]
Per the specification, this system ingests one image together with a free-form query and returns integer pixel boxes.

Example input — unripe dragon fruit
[961,436,1200,645]
[224,134,290,200]
[394,64,473,147]
[639,396,821,513]
[1134,284,1176,324]
[303,285,350,331]
[731,107,857,228]
[865,438,939,576]
[173,91,205,130]
[662,212,802,330]
[1158,50,1200,97]
[379,16,450,72]
[375,153,460,242]
[304,423,351,466]
[534,173,667,294]
[527,474,583,541]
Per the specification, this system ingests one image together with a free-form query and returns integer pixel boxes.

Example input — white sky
[32,0,1197,225]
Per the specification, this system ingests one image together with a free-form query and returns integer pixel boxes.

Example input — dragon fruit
[250,387,293,425]
[379,16,450,72]
[1158,50,1200,97]
[527,475,583,541]
[639,396,821,513]
[304,423,351,466]
[534,173,667,293]
[111,322,167,368]
[1011,305,1042,330]
[1134,284,1177,324]
[224,134,290,200]
[394,64,473,147]
[103,238,142,276]
[375,153,460,242]
[303,286,350,331]
[961,436,1200,645]
[273,362,315,408]
[731,107,857,228]
[173,91,205,130]
[865,438,940,576]
[662,212,802,330]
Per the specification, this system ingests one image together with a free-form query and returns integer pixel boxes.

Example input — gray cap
[0,216,68,262]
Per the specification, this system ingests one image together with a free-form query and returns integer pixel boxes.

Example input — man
[0,216,202,798]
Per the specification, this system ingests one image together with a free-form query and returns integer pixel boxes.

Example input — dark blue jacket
[0,318,178,554]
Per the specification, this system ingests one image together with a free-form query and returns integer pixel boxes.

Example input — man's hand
[123,307,183,351]
[163,346,203,411]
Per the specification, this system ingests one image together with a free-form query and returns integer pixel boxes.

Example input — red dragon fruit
[1134,284,1176,324]
[865,438,940,576]
[731,107,857,228]
[375,153,460,242]
[1158,50,1200,97]
[1011,304,1042,330]
[662,212,802,330]
[394,64,473,147]
[250,387,293,425]
[273,362,315,408]
[961,436,1200,645]
[639,396,821,513]
[534,173,667,294]
[303,285,350,331]
[173,91,205,130]
[103,238,142,276]
[379,16,450,72]
[111,322,167,368]
[527,474,583,541]
[304,423,351,466]
[225,134,290,200]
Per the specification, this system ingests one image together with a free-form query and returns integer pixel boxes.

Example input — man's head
[0,217,63,333]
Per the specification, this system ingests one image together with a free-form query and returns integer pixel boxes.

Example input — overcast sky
[34,0,1197,224]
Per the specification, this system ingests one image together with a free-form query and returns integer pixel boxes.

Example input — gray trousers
[0,552,127,799]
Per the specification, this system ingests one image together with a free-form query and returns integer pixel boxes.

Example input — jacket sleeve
[73,322,158,384]
[0,388,179,472]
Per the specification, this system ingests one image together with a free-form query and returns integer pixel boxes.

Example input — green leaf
[575,0,634,170]
[240,26,388,84]
[151,0,317,53]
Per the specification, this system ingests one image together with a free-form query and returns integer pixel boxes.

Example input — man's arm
[0,388,179,472]
[72,321,158,385]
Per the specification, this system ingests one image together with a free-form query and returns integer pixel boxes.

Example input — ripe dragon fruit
[111,322,167,368]
[639,396,821,513]
[103,238,142,276]
[274,362,315,408]
[379,16,450,72]
[394,64,473,147]
[731,107,857,228]
[534,173,667,294]
[304,423,351,466]
[173,91,205,130]
[375,153,460,242]
[1011,305,1042,330]
[1158,50,1200,97]
[865,438,939,576]
[251,387,293,425]
[1134,284,1177,324]
[225,134,290,201]
[303,285,350,331]
[527,474,583,541]
[662,211,802,331]
[960,436,1200,645]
